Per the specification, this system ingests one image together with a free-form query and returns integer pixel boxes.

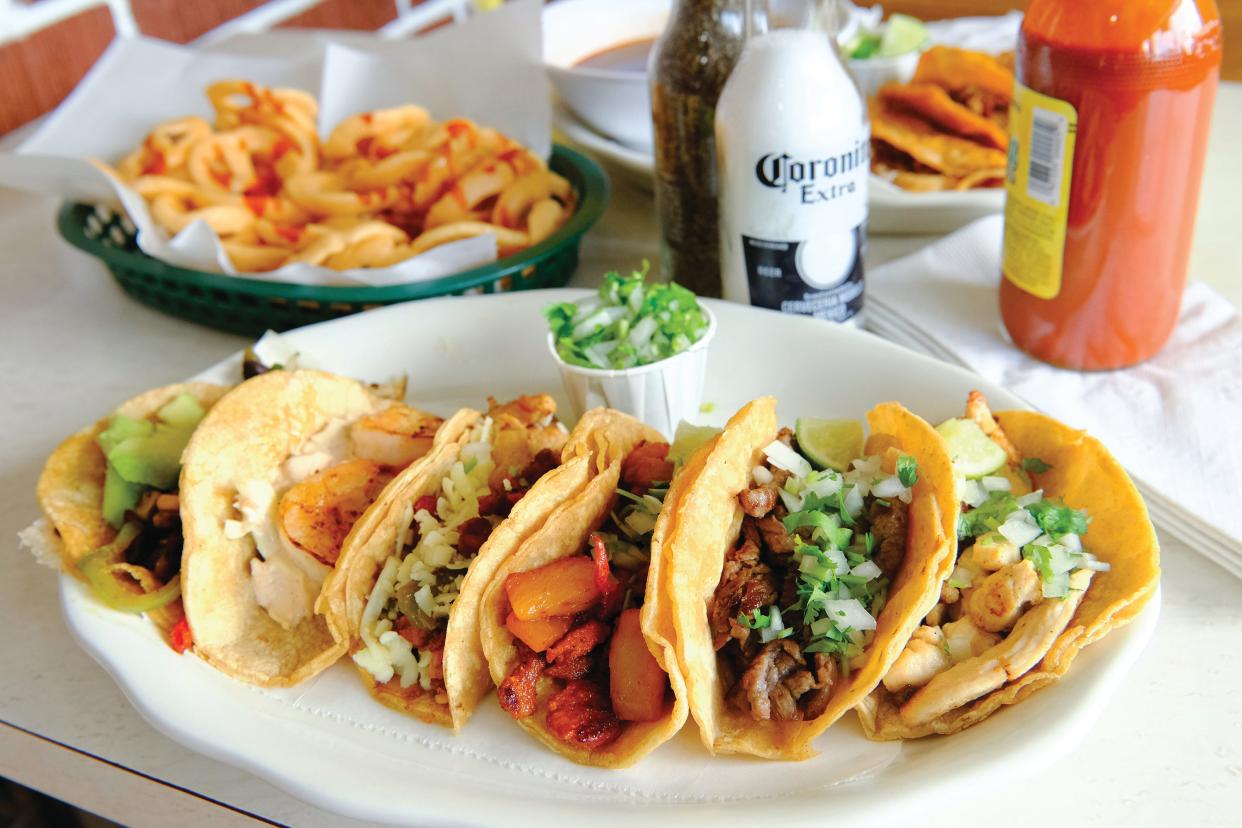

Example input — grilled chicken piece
[966,559,1043,633]
[900,570,1093,725]
[883,625,951,693]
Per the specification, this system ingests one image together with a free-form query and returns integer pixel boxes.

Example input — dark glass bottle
[649,0,746,298]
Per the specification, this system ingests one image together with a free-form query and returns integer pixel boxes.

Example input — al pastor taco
[179,369,444,686]
[478,409,688,767]
[34,382,229,649]
[858,392,1160,738]
[320,394,572,729]
[662,397,956,759]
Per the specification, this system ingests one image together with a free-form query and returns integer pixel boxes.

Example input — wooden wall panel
[0,5,116,136]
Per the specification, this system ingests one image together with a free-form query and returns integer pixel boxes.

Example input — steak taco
[858,392,1160,738]
[662,397,956,760]
[478,409,688,768]
[179,369,444,686]
[320,394,572,729]
[34,382,229,649]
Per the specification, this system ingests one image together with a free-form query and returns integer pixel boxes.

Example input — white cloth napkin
[867,215,1242,579]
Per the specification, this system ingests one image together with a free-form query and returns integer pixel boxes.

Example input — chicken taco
[179,369,445,686]
[478,409,688,767]
[320,394,573,729]
[858,392,1160,738]
[661,397,956,760]
[34,382,229,650]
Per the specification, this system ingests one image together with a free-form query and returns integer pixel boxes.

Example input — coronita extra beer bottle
[716,0,868,325]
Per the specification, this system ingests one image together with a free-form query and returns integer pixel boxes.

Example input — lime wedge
[795,418,865,471]
[935,418,1007,479]
[879,13,928,57]
[669,422,721,468]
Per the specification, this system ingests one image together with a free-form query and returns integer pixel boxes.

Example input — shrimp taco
[320,394,573,730]
[478,409,689,768]
[858,392,1160,738]
[179,369,445,686]
[661,397,956,760]
[33,382,229,649]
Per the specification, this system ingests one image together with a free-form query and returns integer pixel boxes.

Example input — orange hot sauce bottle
[999,0,1222,370]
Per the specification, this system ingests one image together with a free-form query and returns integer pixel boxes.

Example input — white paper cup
[548,308,716,438]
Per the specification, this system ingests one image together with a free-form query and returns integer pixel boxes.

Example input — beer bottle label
[741,229,865,322]
[1002,82,1078,300]
[730,135,869,321]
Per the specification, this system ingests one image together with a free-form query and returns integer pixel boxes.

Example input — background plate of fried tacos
[54,290,1159,828]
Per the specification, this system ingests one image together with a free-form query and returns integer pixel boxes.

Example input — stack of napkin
[868,215,1242,579]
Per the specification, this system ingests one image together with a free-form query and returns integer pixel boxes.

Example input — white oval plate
[553,105,1003,234]
[62,290,1158,828]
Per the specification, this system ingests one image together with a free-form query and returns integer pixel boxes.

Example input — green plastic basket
[57,144,609,337]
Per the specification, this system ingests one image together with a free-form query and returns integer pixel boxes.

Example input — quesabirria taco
[320,393,572,729]
[33,382,229,650]
[477,409,690,767]
[858,392,1160,738]
[179,369,445,686]
[660,397,957,759]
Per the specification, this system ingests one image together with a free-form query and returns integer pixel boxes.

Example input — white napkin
[867,215,1242,579]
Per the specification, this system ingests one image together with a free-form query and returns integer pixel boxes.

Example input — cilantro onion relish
[545,264,710,370]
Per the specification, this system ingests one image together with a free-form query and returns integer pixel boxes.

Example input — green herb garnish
[1022,457,1053,474]
[896,455,919,487]
[545,262,709,370]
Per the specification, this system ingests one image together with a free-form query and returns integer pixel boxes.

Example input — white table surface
[2,78,1239,827]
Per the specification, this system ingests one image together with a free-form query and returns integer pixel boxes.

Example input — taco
[34,382,229,648]
[661,397,956,760]
[320,394,572,729]
[857,392,1160,738]
[179,369,444,686]
[478,409,688,767]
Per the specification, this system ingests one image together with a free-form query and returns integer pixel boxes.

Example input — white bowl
[542,0,669,151]
[847,48,922,100]
[548,306,716,438]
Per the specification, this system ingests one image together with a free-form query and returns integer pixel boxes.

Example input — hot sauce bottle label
[1002,82,1078,300]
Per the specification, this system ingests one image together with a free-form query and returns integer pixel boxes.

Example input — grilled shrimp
[963,534,1021,572]
[350,403,443,468]
[486,395,567,487]
[279,459,394,565]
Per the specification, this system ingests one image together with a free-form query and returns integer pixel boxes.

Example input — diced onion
[871,475,908,499]
[998,516,1043,547]
[1060,533,1083,553]
[763,440,812,479]
[948,564,975,588]
[627,315,659,349]
[981,475,1011,492]
[778,486,804,514]
[1017,489,1045,507]
[822,598,876,632]
[843,485,864,518]
[803,470,843,499]
[1080,553,1111,572]
[823,546,850,575]
[850,560,882,581]
[961,478,988,508]
[752,465,774,485]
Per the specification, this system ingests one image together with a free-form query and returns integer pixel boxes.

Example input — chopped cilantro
[1022,457,1053,474]
[1026,498,1090,538]
[958,490,1019,539]
[896,455,919,487]
[737,607,771,629]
